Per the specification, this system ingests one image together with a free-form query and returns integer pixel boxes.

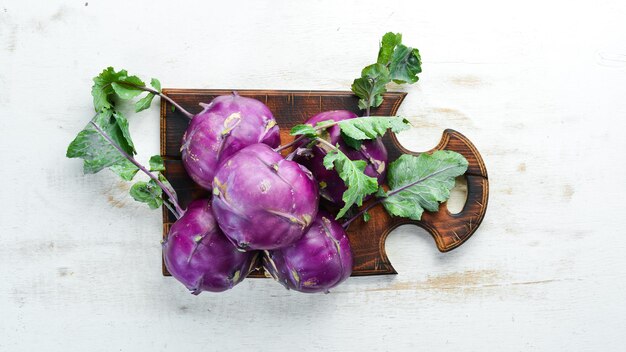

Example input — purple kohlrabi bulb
[163,199,258,294]
[263,211,353,293]
[295,110,387,205]
[212,143,319,251]
[181,93,280,190]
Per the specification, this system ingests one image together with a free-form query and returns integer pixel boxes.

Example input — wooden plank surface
[1,0,626,351]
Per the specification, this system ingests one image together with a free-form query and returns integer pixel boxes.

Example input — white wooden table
[1,0,625,350]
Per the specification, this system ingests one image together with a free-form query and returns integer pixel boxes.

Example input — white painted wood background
[1,0,625,350]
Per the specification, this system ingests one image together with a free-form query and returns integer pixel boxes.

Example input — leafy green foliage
[68,67,175,212]
[149,155,165,172]
[351,32,422,111]
[290,116,411,151]
[69,67,162,181]
[111,81,144,100]
[109,160,140,181]
[150,78,162,92]
[389,45,422,84]
[66,110,138,176]
[111,111,135,152]
[323,148,379,218]
[351,63,390,110]
[135,93,155,112]
[133,77,162,112]
[91,67,124,111]
[377,32,402,65]
[91,67,151,112]
[128,168,174,211]
[338,116,411,141]
[314,120,336,130]
[130,180,163,209]
[290,124,318,138]
[380,151,468,220]
[340,132,362,150]
[91,67,161,115]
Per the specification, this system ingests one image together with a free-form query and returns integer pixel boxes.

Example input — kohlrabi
[212,143,319,251]
[281,114,411,219]
[293,110,388,206]
[181,93,280,190]
[163,199,257,294]
[263,211,353,293]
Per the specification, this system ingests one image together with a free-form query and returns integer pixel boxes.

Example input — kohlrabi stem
[342,200,380,229]
[315,137,338,151]
[275,121,341,152]
[113,81,194,119]
[90,120,185,218]
[275,135,306,153]
[140,86,194,120]
[285,149,298,161]
[342,165,461,229]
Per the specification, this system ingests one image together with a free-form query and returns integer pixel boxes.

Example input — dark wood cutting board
[160,89,489,277]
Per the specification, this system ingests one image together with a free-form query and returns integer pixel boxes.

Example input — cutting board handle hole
[446,176,468,214]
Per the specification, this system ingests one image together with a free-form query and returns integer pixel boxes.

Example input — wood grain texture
[3,1,626,351]
[159,89,488,276]
[349,129,489,274]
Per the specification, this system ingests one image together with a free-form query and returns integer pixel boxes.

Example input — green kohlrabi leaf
[389,45,422,84]
[70,67,179,213]
[323,148,379,218]
[351,63,391,110]
[109,160,140,181]
[290,124,318,138]
[66,110,138,177]
[111,111,135,153]
[150,78,161,92]
[91,67,125,111]
[66,128,121,174]
[314,120,337,130]
[130,180,163,209]
[149,155,165,172]
[352,32,422,111]
[380,151,468,220]
[338,116,411,141]
[135,93,155,112]
[340,132,363,150]
[111,81,144,100]
[377,32,402,65]
[91,67,147,111]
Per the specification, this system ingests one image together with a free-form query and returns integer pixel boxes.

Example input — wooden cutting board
[160,89,489,277]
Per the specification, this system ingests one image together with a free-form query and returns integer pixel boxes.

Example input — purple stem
[275,135,306,153]
[315,137,337,151]
[140,86,194,120]
[113,81,194,119]
[285,149,298,161]
[274,121,340,152]
[342,200,380,229]
[90,121,185,219]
